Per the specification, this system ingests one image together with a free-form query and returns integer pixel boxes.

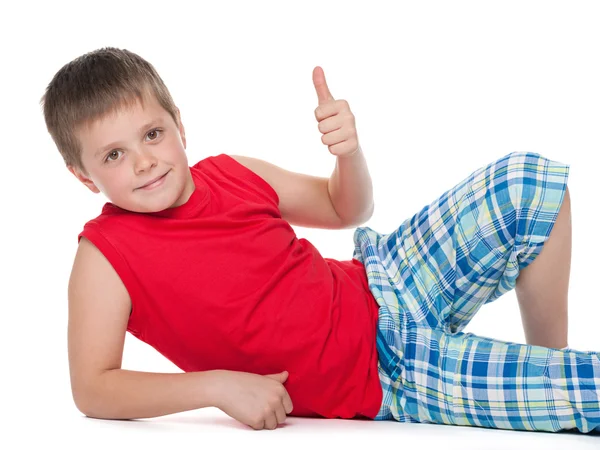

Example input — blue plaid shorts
[353,151,600,433]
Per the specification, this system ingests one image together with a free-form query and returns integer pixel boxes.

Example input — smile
[138,171,169,190]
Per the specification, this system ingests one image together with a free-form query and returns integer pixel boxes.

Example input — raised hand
[313,66,361,158]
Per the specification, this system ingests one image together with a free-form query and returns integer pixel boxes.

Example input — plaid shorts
[353,151,600,433]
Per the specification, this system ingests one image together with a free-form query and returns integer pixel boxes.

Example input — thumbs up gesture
[313,66,361,158]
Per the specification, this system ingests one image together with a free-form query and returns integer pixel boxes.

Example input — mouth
[137,170,169,190]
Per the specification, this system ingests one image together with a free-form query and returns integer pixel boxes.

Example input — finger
[265,412,278,430]
[321,127,348,146]
[317,115,343,134]
[283,390,294,414]
[313,66,334,105]
[275,403,287,424]
[314,99,349,122]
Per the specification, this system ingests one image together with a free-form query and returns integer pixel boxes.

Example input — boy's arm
[71,226,291,426]
[84,368,293,429]
[69,237,223,419]
[81,368,225,419]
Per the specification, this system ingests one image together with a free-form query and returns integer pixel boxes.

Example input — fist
[313,66,360,158]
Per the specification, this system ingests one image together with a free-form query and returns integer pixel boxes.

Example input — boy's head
[40,47,195,213]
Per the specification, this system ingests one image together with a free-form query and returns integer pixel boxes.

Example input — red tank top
[78,153,382,419]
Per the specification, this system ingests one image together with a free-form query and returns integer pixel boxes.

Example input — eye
[104,149,122,163]
[146,128,163,140]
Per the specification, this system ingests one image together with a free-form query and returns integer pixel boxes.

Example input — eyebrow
[94,119,162,158]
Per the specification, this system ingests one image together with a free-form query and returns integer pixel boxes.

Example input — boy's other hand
[214,370,293,430]
[313,66,361,159]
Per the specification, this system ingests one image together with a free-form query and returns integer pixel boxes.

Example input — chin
[119,194,177,214]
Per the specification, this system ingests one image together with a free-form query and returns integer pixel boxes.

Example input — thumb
[266,371,289,382]
[313,66,334,105]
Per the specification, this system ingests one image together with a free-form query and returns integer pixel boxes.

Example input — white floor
[14,406,599,450]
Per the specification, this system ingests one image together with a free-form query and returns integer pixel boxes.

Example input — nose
[134,147,158,174]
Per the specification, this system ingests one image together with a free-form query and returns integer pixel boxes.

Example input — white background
[2,0,599,448]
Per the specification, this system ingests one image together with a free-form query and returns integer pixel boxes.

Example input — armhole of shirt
[210,153,280,206]
[78,223,144,338]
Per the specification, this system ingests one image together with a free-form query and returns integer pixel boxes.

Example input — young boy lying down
[41,47,600,434]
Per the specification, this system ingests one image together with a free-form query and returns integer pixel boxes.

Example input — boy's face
[69,93,195,214]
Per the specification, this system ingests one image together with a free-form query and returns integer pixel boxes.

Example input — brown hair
[40,47,180,176]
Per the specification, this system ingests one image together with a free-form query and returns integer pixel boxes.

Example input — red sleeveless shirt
[78,153,382,419]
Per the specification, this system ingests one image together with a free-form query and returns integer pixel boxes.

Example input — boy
[41,47,600,433]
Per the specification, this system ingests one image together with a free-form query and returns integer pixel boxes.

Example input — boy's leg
[395,323,600,433]
[354,151,572,336]
[515,186,571,349]
[354,151,578,424]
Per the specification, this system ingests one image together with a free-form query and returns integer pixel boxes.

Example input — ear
[68,165,101,194]
[176,107,186,149]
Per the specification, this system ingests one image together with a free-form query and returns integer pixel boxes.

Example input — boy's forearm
[328,145,375,226]
[80,368,225,420]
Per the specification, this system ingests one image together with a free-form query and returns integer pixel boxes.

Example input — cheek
[173,143,189,163]
[104,171,130,193]
[178,150,189,166]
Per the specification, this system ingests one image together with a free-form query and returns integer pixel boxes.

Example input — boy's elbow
[75,396,111,420]
[73,395,93,418]
[72,386,96,418]
[350,204,375,228]
[72,379,104,419]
